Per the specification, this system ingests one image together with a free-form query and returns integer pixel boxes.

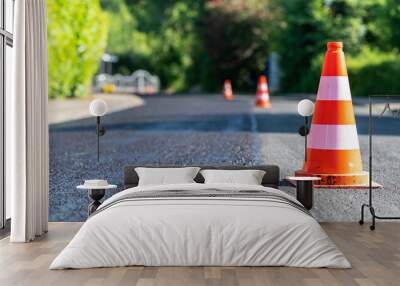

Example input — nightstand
[285,176,321,210]
[77,184,117,216]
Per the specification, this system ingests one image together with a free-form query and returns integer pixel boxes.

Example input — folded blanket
[93,188,311,217]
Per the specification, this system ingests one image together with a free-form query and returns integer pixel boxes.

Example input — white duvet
[50,183,350,269]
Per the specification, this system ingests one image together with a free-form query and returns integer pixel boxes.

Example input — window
[0,0,14,230]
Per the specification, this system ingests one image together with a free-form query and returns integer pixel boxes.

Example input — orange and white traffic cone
[223,79,233,101]
[295,42,368,186]
[255,75,271,108]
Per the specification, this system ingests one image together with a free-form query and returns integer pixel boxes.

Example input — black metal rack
[359,95,400,230]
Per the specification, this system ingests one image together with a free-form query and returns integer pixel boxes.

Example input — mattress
[50,183,350,269]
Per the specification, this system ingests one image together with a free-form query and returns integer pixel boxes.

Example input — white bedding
[50,183,350,269]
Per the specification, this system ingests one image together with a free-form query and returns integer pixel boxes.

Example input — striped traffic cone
[255,75,271,108]
[223,79,233,101]
[295,42,368,186]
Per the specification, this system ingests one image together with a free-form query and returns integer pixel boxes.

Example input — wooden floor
[0,222,399,286]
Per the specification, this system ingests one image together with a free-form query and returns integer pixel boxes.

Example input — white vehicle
[94,69,160,94]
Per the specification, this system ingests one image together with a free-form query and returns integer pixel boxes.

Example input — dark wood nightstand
[77,184,117,216]
[285,176,321,210]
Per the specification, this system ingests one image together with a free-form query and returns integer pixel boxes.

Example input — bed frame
[123,165,280,189]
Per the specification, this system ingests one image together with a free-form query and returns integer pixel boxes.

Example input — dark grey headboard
[123,165,280,189]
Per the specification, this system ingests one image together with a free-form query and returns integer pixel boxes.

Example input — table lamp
[297,99,315,162]
[89,99,107,161]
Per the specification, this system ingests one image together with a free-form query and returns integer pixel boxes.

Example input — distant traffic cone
[145,85,154,94]
[223,80,233,101]
[295,42,368,186]
[255,75,271,108]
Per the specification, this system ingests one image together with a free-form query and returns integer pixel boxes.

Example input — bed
[50,165,350,269]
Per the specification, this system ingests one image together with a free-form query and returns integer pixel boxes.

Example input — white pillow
[135,167,200,186]
[200,169,266,185]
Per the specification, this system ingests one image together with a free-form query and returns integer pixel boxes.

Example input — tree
[278,0,367,92]
[204,0,282,91]
[100,0,400,94]
[365,0,400,52]
[47,0,109,98]
[103,0,207,92]
[103,0,281,92]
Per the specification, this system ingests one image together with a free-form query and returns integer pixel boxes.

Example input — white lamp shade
[89,99,107,117]
[297,99,315,117]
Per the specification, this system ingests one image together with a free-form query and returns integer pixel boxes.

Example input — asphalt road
[49,94,400,222]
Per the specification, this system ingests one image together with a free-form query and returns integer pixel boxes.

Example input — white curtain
[9,0,49,242]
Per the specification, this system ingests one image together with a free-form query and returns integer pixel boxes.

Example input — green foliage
[46,0,400,95]
[47,0,109,98]
[346,48,400,96]
[204,0,281,90]
[294,47,400,97]
[386,0,400,49]
[278,0,367,92]
[102,0,280,92]
[278,0,400,95]
[369,0,400,51]
[151,1,207,92]
[102,0,207,92]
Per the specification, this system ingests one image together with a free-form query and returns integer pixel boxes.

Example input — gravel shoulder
[48,93,144,124]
